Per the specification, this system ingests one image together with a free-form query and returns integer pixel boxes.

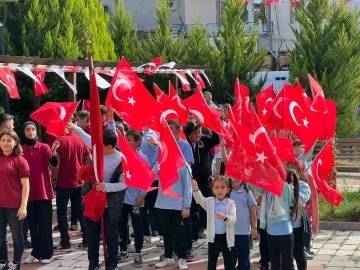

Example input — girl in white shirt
[192,176,236,270]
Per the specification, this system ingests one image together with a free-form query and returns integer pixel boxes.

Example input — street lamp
[1,0,18,113]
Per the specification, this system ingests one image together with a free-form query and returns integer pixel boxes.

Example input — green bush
[319,190,360,222]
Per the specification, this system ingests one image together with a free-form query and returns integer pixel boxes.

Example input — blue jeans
[0,208,24,263]
[232,235,250,270]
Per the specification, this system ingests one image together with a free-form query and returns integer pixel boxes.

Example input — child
[258,168,300,270]
[117,129,148,267]
[0,130,30,270]
[287,163,311,270]
[192,176,236,270]
[230,179,257,270]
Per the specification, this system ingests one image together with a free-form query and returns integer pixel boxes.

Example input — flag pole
[86,40,108,270]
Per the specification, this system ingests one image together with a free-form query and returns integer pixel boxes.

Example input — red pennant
[0,68,20,99]
[311,140,342,206]
[143,57,163,76]
[193,71,206,89]
[175,71,191,92]
[33,69,49,96]
[82,99,91,111]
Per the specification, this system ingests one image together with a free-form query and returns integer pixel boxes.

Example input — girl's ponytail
[286,170,301,222]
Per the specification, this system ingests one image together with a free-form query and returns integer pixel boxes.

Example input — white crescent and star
[262,97,273,116]
[112,78,132,101]
[256,151,268,164]
[5,74,15,89]
[315,159,322,180]
[59,106,66,120]
[189,109,205,124]
[273,97,284,118]
[289,101,309,128]
[120,152,131,180]
[158,141,169,171]
[160,109,178,123]
[249,127,267,145]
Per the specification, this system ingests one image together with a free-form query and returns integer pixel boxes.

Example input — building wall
[99,0,116,15]
[123,0,158,31]
[183,0,218,25]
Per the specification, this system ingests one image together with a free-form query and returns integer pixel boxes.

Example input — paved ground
[5,174,360,270]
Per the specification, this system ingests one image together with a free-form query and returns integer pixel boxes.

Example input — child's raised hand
[191,179,199,192]
[216,212,226,220]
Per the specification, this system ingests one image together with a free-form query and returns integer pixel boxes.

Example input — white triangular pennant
[199,70,211,87]
[52,69,77,94]
[83,69,110,89]
[17,67,47,94]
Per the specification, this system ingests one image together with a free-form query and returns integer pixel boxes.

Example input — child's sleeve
[193,190,208,211]
[224,201,237,226]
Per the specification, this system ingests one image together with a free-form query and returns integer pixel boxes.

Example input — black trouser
[232,235,250,270]
[186,216,192,251]
[147,184,162,236]
[191,184,211,241]
[208,234,234,270]
[267,233,295,270]
[118,203,143,253]
[0,208,24,263]
[259,227,270,268]
[27,200,53,260]
[158,209,187,259]
[23,218,29,242]
[56,187,84,246]
[293,228,306,270]
[71,200,79,226]
[84,208,118,266]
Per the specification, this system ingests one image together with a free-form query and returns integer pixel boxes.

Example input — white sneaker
[178,259,188,270]
[24,255,36,264]
[155,258,175,268]
[156,236,164,247]
[127,244,136,253]
[192,240,200,249]
[143,236,151,246]
[40,257,54,264]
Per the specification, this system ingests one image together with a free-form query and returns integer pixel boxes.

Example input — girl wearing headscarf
[21,121,59,264]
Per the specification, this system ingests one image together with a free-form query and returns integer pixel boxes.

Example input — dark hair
[100,105,108,115]
[167,119,181,129]
[69,116,76,124]
[285,165,301,222]
[0,113,13,127]
[210,175,230,188]
[76,110,90,121]
[0,130,23,156]
[115,122,125,136]
[103,129,117,148]
[126,129,143,143]
[293,139,303,147]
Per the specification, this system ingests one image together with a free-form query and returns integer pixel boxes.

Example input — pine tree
[289,0,360,138]
[85,0,116,61]
[211,0,267,103]
[182,16,215,65]
[111,0,142,60]
[144,0,185,62]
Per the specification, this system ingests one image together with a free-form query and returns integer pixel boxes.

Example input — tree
[111,0,143,60]
[144,0,185,63]
[211,0,267,103]
[289,0,360,138]
[182,16,216,65]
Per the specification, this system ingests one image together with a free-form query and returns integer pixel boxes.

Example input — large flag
[226,105,286,196]
[311,140,342,206]
[105,57,161,131]
[82,55,106,222]
[117,131,156,190]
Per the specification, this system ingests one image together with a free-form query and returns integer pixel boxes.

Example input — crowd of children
[0,97,317,270]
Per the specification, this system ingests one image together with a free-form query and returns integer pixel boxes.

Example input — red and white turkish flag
[158,117,187,192]
[143,57,163,76]
[256,84,275,125]
[117,131,156,190]
[182,91,233,142]
[105,57,161,131]
[193,71,206,89]
[311,140,342,206]
[168,82,189,125]
[30,102,79,137]
[0,68,20,99]
[33,69,49,96]
[226,105,286,196]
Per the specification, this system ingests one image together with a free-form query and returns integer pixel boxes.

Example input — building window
[167,0,175,11]
[103,5,109,13]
